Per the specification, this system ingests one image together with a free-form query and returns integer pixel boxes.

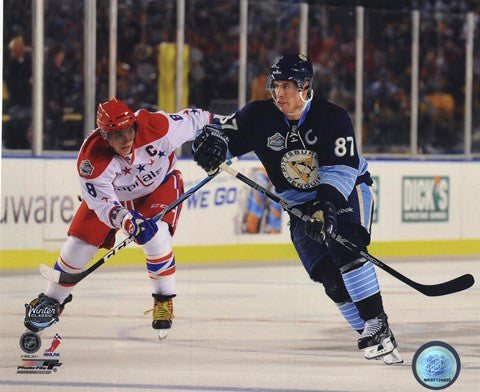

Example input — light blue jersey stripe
[342,262,380,302]
[359,183,373,231]
[358,156,368,175]
[318,165,357,200]
[276,188,316,205]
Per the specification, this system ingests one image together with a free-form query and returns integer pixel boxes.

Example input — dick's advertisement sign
[402,176,449,222]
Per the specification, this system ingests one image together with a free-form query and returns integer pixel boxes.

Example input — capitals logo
[280,149,320,190]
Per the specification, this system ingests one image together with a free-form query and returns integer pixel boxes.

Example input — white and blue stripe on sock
[342,262,380,302]
[338,301,365,331]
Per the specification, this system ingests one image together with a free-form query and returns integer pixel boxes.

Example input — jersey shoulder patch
[77,130,115,179]
[134,109,169,146]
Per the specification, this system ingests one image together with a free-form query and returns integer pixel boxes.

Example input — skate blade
[382,348,404,365]
[157,330,168,341]
[363,337,395,359]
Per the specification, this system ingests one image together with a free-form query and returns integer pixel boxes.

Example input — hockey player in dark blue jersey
[193,54,402,364]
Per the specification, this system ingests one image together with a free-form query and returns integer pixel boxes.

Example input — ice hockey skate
[358,313,397,359]
[380,347,404,365]
[24,293,73,333]
[144,293,175,340]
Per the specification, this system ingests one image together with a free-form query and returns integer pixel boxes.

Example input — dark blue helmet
[267,53,313,92]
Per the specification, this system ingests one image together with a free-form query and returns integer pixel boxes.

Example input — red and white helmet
[96,98,135,132]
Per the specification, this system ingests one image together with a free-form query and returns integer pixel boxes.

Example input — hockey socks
[337,301,364,332]
[341,262,380,303]
[341,261,385,320]
[340,262,400,360]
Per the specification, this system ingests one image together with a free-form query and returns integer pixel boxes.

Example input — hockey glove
[305,200,337,244]
[122,210,158,245]
[192,124,229,174]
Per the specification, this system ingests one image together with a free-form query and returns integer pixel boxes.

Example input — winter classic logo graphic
[402,176,449,222]
[79,159,95,176]
[267,132,286,151]
[24,295,60,331]
[412,341,460,389]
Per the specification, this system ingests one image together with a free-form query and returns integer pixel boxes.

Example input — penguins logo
[280,149,320,189]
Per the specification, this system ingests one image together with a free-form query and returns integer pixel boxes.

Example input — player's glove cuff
[121,211,136,237]
[192,124,229,173]
[110,206,130,230]
[121,210,158,245]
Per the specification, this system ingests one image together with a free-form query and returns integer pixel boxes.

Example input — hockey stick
[39,164,229,285]
[219,162,475,297]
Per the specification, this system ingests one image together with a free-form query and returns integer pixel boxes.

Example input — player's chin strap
[39,158,237,285]
[269,88,314,118]
[218,162,475,297]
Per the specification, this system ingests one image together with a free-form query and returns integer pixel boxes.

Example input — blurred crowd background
[3,0,480,155]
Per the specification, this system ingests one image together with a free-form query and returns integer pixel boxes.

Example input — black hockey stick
[219,162,475,297]
[39,164,228,285]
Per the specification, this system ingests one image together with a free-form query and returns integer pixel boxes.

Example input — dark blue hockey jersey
[216,97,370,209]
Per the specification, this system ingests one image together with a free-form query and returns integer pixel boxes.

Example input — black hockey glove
[192,124,229,174]
[305,200,337,244]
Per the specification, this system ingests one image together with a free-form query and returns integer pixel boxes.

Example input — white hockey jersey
[77,108,213,228]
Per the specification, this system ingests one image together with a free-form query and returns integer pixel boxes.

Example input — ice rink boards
[1,257,479,392]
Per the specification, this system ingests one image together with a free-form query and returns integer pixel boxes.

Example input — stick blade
[419,274,475,297]
[39,263,60,283]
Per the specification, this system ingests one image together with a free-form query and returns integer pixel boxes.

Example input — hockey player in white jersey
[24,98,215,340]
